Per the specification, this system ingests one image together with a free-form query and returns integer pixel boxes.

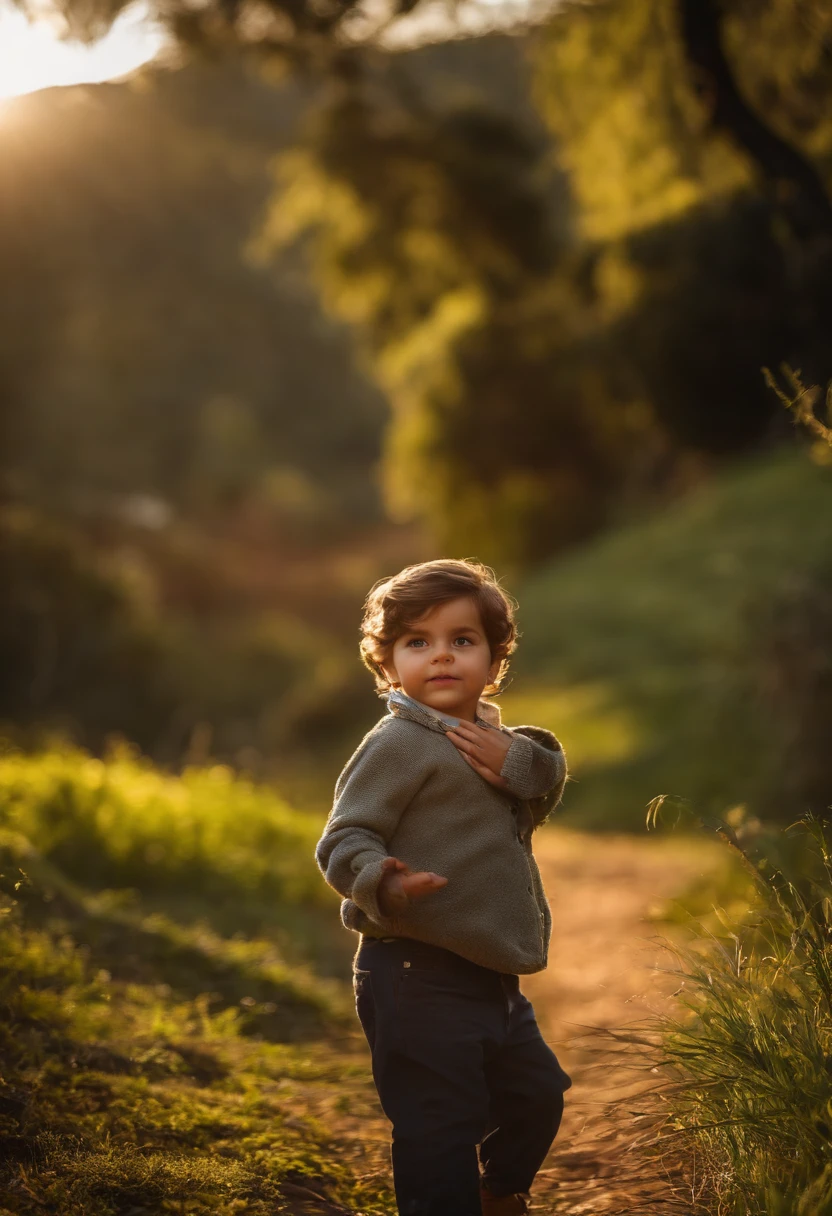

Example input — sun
[0,2,165,102]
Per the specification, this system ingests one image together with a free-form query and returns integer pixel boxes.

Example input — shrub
[0,740,325,908]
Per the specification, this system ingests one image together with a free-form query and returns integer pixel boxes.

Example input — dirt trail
[521,829,713,1215]
[323,828,717,1215]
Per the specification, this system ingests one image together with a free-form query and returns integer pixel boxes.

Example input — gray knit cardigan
[314,694,567,974]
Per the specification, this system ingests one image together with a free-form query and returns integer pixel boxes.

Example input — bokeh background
[2,0,831,831]
[1,3,832,1211]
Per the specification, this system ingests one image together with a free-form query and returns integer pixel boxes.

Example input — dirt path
[521,829,715,1215]
[319,828,719,1215]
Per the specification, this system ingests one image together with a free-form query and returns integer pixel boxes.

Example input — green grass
[500,445,832,829]
[651,814,832,1215]
[0,742,394,1215]
[0,740,353,975]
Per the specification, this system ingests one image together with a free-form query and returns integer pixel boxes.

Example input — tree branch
[677,0,832,240]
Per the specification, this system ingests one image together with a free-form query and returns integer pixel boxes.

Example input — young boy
[315,558,571,1216]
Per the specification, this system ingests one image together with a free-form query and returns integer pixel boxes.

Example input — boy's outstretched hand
[446,721,511,790]
[378,855,448,916]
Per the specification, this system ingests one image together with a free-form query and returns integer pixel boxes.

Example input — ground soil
[520,829,714,1215]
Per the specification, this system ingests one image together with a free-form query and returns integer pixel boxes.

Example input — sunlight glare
[0,2,166,102]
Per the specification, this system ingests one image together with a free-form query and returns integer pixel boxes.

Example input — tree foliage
[253,62,649,568]
[250,0,832,562]
[533,0,832,453]
[9,0,832,566]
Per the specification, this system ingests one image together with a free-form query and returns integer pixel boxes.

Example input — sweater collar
[385,687,502,733]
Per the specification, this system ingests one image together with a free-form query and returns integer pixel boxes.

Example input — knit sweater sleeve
[498,724,567,814]
[314,720,430,924]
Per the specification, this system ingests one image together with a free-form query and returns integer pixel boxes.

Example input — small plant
[650,804,832,1214]
[763,365,832,449]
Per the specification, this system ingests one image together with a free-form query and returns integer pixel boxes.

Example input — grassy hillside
[0,743,396,1214]
[501,445,832,830]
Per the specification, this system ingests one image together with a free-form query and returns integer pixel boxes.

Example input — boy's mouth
[429,675,459,682]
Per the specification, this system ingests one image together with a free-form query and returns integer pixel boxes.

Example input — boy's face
[381,596,500,724]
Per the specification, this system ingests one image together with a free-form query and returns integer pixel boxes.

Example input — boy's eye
[404,636,473,647]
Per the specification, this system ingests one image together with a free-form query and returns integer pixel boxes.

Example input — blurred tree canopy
[249,65,632,568]
[247,0,832,563]
[534,0,832,450]
[7,0,832,568]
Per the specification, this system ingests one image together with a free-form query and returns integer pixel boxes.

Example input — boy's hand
[377,856,448,916]
[446,721,512,791]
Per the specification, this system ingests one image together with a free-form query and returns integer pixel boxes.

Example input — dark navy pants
[353,936,571,1216]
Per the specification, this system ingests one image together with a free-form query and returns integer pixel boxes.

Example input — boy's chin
[419,681,483,705]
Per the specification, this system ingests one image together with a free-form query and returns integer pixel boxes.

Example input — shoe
[479,1183,531,1214]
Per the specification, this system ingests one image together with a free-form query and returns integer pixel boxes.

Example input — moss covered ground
[0,744,394,1215]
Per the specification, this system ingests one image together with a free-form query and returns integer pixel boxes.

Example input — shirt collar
[386,687,502,730]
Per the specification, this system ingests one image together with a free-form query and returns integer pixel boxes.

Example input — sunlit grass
[0,741,394,1214]
[508,447,832,829]
[0,740,325,905]
[652,814,832,1215]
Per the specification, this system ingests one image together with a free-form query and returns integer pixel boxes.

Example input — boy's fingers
[451,729,511,782]
[462,752,490,775]
[406,871,436,888]
[463,752,509,790]
[450,721,492,740]
[381,880,409,912]
[447,727,483,751]
[381,856,407,873]
[401,870,448,898]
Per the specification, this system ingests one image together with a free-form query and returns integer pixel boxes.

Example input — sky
[0,0,554,102]
[0,2,165,101]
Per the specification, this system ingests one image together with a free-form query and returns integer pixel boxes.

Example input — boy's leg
[353,939,505,1216]
[386,1050,488,1216]
[479,980,571,1199]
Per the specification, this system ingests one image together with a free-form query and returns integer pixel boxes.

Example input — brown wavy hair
[359,558,519,699]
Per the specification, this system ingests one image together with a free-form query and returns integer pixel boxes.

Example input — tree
[13,0,832,567]
[251,68,631,570]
